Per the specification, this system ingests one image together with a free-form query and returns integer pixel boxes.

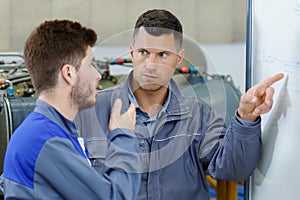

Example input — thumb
[112,99,122,116]
[128,103,136,122]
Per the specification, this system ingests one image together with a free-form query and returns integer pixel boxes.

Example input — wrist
[237,109,259,122]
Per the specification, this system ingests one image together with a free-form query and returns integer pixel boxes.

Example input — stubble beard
[73,82,96,111]
[139,83,165,93]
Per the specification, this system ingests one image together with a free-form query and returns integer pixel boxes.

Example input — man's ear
[130,44,134,60]
[177,49,185,65]
[61,64,75,85]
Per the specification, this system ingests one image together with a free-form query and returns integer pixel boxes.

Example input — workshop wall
[0,0,246,51]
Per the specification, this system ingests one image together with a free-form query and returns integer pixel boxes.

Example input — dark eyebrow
[136,48,171,54]
[136,48,148,52]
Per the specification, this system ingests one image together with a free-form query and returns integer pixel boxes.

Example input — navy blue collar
[34,99,78,137]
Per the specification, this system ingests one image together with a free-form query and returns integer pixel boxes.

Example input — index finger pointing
[261,73,284,88]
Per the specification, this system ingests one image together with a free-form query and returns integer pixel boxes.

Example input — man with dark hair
[76,9,284,199]
[2,19,140,199]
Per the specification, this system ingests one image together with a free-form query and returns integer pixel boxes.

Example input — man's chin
[79,100,96,111]
[141,84,164,93]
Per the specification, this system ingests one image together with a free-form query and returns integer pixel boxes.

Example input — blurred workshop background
[0,0,247,91]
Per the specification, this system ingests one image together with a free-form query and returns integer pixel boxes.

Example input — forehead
[133,27,178,53]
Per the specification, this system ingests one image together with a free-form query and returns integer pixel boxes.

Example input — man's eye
[139,50,148,55]
[160,52,168,58]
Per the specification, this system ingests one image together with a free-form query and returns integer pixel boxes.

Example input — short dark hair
[133,9,183,48]
[24,19,97,95]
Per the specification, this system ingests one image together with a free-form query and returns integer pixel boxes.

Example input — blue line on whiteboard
[262,51,300,94]
[288,0,300,15]
[294,9,300,15]
[263,50,300,69]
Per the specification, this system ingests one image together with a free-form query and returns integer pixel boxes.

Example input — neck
[38,88,77,121]
[133,86,168,117]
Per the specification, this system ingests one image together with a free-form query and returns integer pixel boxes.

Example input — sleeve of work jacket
[33,130,140,200]
[199,103,262,181]
[5,129,140,200]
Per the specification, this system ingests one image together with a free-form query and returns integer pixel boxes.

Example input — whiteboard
[248,0,300,199]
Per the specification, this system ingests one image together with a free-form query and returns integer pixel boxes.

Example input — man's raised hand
[109,99,136,131]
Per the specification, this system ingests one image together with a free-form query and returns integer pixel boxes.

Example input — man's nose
[97,73,102,81]
[94,67,102,81]
[146,54,159,64]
